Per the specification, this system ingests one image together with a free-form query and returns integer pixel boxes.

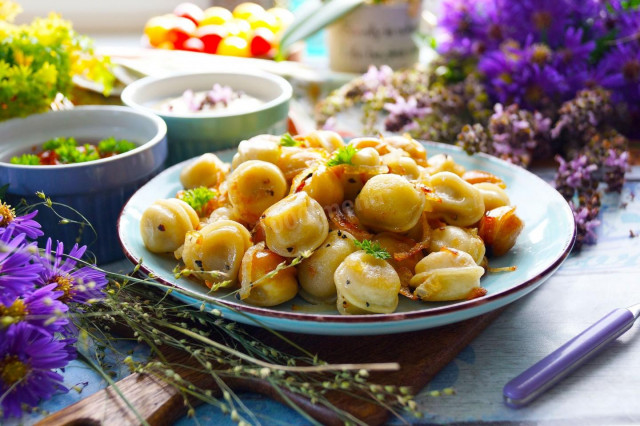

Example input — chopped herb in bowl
[9,137,137,165]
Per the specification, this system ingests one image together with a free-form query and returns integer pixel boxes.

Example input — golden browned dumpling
[180,153,229,190]
[238,242,298,306]
[231,134,281,169]
[179,220,252,285]
[380,150,421,180]
[261,192,329,257]
[351,147,381,166]
[204,206,237,224]
[334,251,401,314]
[355,174,425,233]
[478,206,524,256]
[301,130,345,152]
[382,134,428,166]
[429,225,485,265]
[424,171,485,227]
[410,248,485,301]
[421,153,466,177]
[140,199,199,253]
[277,146,328,182]
[290,164,344,208]
[474,182,510,212]
[227,160,288,224]
[297,230,356,303]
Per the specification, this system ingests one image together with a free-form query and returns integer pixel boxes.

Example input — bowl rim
[120,70,293,119]
[0,105,167,170]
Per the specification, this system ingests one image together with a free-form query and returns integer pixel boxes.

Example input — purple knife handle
[503,308,635,407]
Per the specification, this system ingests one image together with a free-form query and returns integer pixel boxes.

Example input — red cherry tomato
[173,2,204,26]
[181,37,205,52]
[167,17,196,49]
[250,27,275,57]
[196,25,228,54]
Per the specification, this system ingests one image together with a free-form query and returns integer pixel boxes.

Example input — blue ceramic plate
[118,142,575,335]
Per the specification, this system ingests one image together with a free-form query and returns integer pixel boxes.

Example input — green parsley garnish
[327,145,358,167]
[42,137,76,151]
[9,136,138,166]
[279,133,300,147]
[353,239,391,260]
[178,187,218,215]
[98,137,137,154]
[57,143,99,164]
[10,154,41,165]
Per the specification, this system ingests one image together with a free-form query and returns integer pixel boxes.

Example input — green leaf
[622,0,640,9]
[278,0,366,53]
[0,184,8,200]
[279,133,300,147]
[353,239,391,260]
[326,145,358,167]
[177,187,218,216]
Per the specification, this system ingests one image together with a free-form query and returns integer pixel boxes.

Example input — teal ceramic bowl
[120,71,292,165]
[0,106,167,263]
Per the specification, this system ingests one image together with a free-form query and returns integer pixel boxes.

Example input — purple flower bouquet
[0,202,107,419]
[316,0,640,249]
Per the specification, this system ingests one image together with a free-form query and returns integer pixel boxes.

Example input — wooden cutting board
[38,309,502,426]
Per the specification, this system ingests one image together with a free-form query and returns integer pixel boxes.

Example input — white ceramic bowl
[121,71,292,165]
[0,106,167,263]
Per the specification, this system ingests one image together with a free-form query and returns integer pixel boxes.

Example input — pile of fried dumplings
[140,131,524,315]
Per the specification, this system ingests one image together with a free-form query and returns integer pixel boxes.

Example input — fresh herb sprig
[177,187,218,216]
[353,239,391,260]
[327,145,358,167]
[279,133,300,147]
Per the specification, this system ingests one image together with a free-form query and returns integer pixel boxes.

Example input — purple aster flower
[0,204,43,240]
[0,323,75,419]
[0,232,43,306]
[479,39,571,110]
[595,43,640,107]
[0,284,69,334]
[438,0,501,55]
[37,239,107,305]
[498,0,596,48]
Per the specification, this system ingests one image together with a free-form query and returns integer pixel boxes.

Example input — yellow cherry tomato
[267,7,294,33]
[201,6,233,26]
[224,18,252,39]
[144,15,174,47]
[232,2,265,20]
[217,36,250,57]
[157,40,175,50]
[247,11,278,32]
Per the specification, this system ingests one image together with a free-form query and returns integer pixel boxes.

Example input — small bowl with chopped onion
[120,71,292,165]
[0,106,167,263]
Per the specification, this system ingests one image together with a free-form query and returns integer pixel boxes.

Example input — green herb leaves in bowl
[9,137,137,165]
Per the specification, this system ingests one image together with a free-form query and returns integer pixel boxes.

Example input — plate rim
[117,141,576,325]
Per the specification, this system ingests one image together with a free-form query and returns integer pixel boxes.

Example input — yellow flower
[0,0,22,23]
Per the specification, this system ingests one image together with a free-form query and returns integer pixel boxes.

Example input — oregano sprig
[353,239,391,260]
